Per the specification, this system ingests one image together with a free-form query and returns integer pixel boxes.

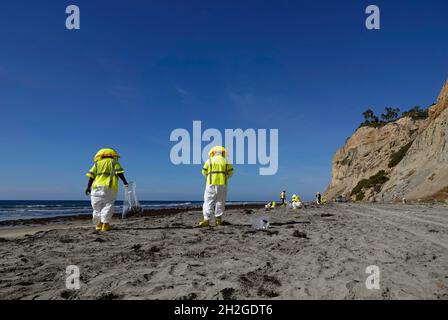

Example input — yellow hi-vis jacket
[202,156,234,186]
[86,158,124,192]
[281,191,286,199]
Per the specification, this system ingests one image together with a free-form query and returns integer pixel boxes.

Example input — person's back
[86,148,128,232]
[203,155,233,186]
[90,158,122,192]
[199,146,234,227]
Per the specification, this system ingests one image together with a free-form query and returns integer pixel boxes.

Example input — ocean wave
[140,202,196,208]
[0,200,261,222]
[0,207,91,213]
[23,204,64,208]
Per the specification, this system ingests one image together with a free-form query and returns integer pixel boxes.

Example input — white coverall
[91,186,117,224]
[292,201,303,209]
[203,185,228,220]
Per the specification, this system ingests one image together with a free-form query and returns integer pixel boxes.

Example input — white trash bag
[122,182,142,219]
[252,216,270,230]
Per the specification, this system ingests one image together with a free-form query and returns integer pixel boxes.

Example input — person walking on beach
[199,146,234,227]
[316,192,322,205]
[280,190,286,206]
[85,148,128,232]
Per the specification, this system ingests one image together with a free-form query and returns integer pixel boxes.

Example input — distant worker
[291,194,303,209]
[199,146,234,227]
[85,148,128,232]
[280,190,286,206]
[265,201,277,209]
[316,192,322,205]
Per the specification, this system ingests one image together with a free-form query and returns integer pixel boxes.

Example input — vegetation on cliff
[401,106,429,120]
[388,141,414,168]
[350,170,389,200]
[359,106,428,128]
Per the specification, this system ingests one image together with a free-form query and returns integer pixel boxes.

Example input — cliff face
[325,79,448,202]
[379,80,448,201]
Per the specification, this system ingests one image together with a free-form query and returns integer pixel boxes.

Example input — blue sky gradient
[0,0,447,201]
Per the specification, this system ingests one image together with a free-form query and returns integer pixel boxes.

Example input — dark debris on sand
[292,230,308,239]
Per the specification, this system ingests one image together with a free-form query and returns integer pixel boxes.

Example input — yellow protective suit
[86,148,125,224]
[201,146,234,220]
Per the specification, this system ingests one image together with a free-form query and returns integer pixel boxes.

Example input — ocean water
[0,200,258,222]
[0,200,201,222]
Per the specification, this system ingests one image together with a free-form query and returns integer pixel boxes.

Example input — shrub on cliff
[401,106,428,120]
[388,141,414,168]
[355,191,365,201]
[351,170,389,199]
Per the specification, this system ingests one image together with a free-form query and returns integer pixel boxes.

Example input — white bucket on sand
[252,216,270,230]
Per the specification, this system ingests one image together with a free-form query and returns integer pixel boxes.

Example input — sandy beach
[0,203,447,300]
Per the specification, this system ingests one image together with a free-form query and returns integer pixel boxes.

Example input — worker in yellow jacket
[280,190,286,206]
[291,194,303,209]
[199,146,234,227]
[86,148,128,232]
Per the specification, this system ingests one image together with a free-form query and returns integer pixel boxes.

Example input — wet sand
[0,203,447,300]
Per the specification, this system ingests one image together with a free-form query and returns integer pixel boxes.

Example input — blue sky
[0,0,447,201]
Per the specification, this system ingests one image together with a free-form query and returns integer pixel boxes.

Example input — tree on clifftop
[362,108,379,125]
[381,107,400,122]
[360,107,403,128]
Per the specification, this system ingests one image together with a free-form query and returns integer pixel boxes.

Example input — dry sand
[0,203,447,300]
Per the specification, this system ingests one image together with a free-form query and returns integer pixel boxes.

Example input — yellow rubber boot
[198,219,209,227]
[215,218,223,226]
[101,223,112,232]
[95,223,103,231]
